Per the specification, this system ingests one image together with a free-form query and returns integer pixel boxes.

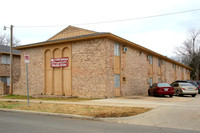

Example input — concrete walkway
[0,95,200,131]
[101,95,200,131]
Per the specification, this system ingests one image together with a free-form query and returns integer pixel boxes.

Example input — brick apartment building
[13,26,191,98]
[0,45,20,94]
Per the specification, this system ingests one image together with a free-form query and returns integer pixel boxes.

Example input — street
[0,111,199,133]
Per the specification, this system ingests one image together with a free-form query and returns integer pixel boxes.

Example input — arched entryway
[44,43,72,96]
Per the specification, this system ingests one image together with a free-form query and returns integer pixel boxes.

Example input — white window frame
[148,77,153,86]
[158,59,161,67]
[7,77,10,86]
[0,76,10,86]
[1,55,10,64]
[114,74,120,88]
[114,43,120,56]
[148,55,153,65]
[158,78,161,83]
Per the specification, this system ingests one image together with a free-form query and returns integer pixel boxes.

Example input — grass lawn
[0,101,152,118]
[0,95,98,102]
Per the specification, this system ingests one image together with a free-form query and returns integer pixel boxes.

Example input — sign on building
[51,57,69,67]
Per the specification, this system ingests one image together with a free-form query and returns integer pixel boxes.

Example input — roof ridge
[47,25,97,41]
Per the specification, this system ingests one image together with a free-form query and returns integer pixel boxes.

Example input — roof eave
[106,34,192,70]
[13,33,109,50]
[0,52,20,56]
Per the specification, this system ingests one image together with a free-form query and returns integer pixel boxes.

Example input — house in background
[13,26,191,98]
[0,45,20,94]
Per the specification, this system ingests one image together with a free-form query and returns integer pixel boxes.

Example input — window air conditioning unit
[123,46,128,52]
[147,55,152,60]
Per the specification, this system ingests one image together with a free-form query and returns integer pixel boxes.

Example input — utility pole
[10,25,13,95]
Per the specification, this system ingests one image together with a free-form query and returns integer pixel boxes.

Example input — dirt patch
[0,101,152,118]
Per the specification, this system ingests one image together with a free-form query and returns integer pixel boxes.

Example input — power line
[74,8,200,25]
[16,8,200,28]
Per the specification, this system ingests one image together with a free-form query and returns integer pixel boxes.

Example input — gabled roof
[48,25,97,41]
[0,45,20,55]
[14,25,192,70]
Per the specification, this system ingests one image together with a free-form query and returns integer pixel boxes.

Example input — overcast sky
[0,0,200,57]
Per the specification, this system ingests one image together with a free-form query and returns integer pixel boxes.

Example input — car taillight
[157,88,163,91]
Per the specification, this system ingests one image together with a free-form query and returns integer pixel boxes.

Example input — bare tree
[175,29,200,80]
[0,33,20,46]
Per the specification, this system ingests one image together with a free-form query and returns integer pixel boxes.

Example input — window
[152,83,156,88]
[147,55,153,65]
[114,43,120,56]
[1,55,10,64]
[172,64,176,70]
[158,78,161,83]
[7,77,10,86]
[148,77,153,86]
[114,74,120,87]
[158,59,161,67]
[0,76,10,86]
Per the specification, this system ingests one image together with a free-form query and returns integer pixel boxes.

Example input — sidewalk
[0,95,196,108]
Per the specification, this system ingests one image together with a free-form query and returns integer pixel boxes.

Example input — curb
[0,108,101,121]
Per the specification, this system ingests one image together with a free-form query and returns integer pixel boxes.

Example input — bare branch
[0,33,20,46]
[174,28,200,80]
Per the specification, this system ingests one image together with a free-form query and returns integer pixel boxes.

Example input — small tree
[175,29,200,80]
[0,33,20,46]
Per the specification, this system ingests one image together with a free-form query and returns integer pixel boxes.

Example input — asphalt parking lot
[82,94,198,108]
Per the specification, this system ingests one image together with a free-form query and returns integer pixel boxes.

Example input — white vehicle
[171,82,198,97]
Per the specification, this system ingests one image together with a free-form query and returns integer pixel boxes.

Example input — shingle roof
[13,26,192,70]
[14,32,108,49]
[0,45,20,54]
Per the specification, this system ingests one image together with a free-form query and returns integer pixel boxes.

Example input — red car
[148,83,174,97]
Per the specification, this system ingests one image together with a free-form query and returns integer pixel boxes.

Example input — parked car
[171,80,200,94]
[196,81,200,90]
[171,82,198,97]
[148,83,174,97]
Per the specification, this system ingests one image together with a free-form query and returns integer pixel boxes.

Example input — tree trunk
[197,64,200,80]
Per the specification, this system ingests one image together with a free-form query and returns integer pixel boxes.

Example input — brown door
[44,44,72,96]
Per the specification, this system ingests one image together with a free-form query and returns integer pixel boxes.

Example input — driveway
[99,95,200,131]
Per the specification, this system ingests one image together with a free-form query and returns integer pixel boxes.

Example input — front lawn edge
[0,108,100,121]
